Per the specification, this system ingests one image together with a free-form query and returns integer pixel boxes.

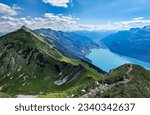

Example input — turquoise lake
[87,48,150,72]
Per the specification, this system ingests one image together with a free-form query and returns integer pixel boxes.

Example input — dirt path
[127,65,133,75]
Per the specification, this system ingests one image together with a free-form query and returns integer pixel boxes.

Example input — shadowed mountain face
[101,26,150,63]
[0,26,103,96]
[34,29,101,60]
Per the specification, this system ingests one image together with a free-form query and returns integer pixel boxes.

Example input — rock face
[0,26,103,96]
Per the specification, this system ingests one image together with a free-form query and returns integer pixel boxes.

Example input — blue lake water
[87,48,150,72]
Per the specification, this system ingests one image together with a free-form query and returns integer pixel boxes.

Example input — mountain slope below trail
[0,26,104,97]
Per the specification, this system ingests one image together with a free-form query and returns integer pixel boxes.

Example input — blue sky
[1,0,150,32]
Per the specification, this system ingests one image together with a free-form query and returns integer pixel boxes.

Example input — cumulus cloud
[44,13,79,30]
[76,17,150,31]
[0,16,50,32]
[44,13,76,22]
[12,4,22,10]
[0,13,79,32]
[0,3,18,16]
[114,17,150,30]
[42,0,70,8]
[1,14,150,32]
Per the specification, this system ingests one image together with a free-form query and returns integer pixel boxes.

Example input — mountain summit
[21,25,28,29]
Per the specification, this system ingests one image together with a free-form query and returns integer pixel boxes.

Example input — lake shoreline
[87,48,150,72]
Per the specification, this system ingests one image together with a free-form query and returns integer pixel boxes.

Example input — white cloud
[44,13,78,25]
[114,17,150,29]
[76,17,150,31]
[43,13,79,30]
[0,3,17,16]
[133,17,144,20]
[42,0,70,8]
[0,16,50,32]
[12,4,22,10]
[1,15,150,33]
[0,13,79,32]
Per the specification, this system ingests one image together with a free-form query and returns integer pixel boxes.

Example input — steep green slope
[76,64,150,98]
[0,92,11,98]
[0,26,103,97]
[98,64,150,98]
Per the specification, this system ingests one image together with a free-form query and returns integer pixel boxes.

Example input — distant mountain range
[73,30,114,44]
[101,26,150,63]
[34,29,98,60]
[34,29,113,60]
